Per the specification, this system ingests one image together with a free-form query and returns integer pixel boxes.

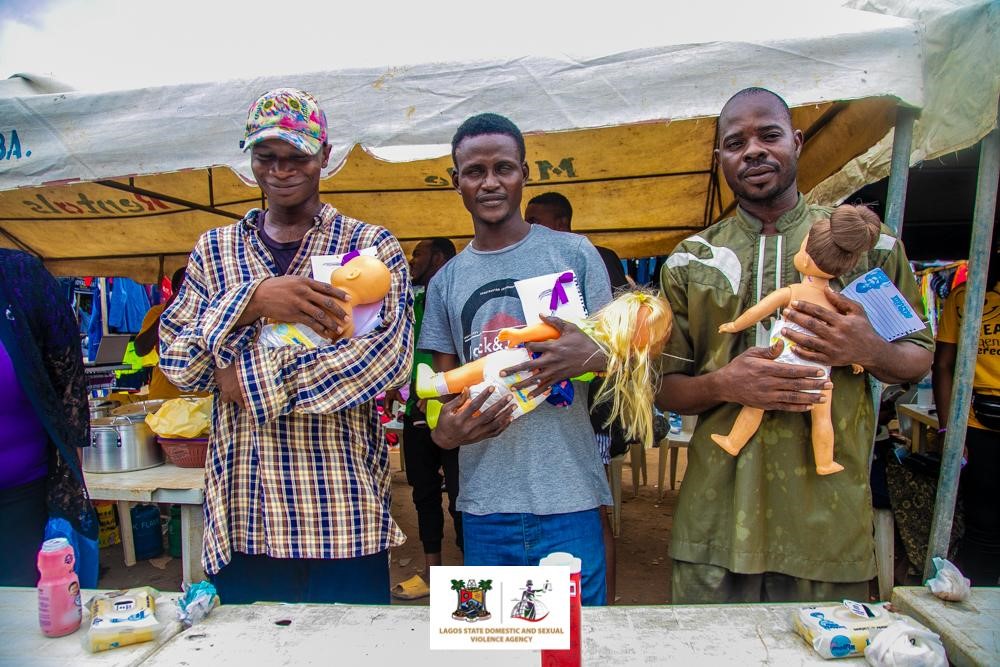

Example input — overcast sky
[1,0,856,93]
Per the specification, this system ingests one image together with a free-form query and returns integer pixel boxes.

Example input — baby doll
[711,204,882,475]
[258,253,391,348]
[328,254,391,340]
[416,289,673,448]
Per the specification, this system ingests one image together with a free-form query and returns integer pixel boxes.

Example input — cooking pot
[84,414,164,473]
[88,397,121,421]
[111,399,167,417]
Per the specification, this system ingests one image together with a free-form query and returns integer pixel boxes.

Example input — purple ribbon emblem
[340,250,361,266]
[548,272,575,312]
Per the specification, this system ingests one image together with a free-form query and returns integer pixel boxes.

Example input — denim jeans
[462,508,606,606]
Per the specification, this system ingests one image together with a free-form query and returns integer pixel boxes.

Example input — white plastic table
[84,464,206,584]
[0,587,873,666]
[0,587,182,667]
[891,586,1000,667]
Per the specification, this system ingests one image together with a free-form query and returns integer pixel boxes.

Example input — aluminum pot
[111,399,167,417]
[84,414,164,473]
[88,398,119,421]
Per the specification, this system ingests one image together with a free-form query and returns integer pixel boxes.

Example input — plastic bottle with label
[539,552,582,667]
[37,537,82,637]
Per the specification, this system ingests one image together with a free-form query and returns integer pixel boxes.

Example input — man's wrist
[581,344,609,374]
[431,428,455,450]
[703,366,729,405]
[854,330,890,372]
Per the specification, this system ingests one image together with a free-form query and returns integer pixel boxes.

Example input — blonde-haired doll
[416,290,673,448]
[711,204,882,474]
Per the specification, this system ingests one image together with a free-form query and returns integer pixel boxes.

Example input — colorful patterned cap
[241,88,328,155]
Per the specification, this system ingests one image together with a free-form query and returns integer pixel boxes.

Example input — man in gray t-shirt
[419,113,613,605]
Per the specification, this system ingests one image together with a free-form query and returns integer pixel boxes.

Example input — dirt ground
[97,446,686,604]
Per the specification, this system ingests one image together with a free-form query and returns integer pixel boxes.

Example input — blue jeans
[462,508,606,606]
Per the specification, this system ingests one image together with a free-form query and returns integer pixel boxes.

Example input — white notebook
[514,270,588,324]
[841,268,926,341]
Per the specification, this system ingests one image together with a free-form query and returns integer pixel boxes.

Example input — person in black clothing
[525,192,629,290]
[389,238,460,600]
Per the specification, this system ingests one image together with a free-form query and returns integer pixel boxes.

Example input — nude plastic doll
[711,204,882,475]
[415,289,673,447]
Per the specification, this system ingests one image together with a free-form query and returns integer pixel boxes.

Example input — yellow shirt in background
[936,283,1000,430]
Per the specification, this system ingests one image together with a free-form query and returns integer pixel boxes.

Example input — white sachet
[925,557,971,602]
[864,620,946,667]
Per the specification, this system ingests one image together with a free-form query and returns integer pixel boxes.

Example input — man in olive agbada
[653,87,933,603]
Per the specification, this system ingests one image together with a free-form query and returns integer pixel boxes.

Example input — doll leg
[711,407,765,456]
[497,322,560,346]
[811,388,843,475]
[415,357,489,400]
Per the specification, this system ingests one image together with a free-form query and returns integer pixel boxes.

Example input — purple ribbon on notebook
[548,272,575,312]
[340,250,361,266]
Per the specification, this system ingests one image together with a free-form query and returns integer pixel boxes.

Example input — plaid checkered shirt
[159,204,412,575]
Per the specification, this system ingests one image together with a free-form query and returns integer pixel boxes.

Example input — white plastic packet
[864,619,947,667]
[84,587,165,653]
[925,557,971,601]
[794,600,896,659]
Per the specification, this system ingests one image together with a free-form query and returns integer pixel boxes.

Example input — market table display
[0,587,182,667]
[0,589,862,666]
[142,601,855,665]
[83,464,206,584]
[891,586,1000,667]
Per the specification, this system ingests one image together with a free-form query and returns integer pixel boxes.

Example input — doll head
[590,290,674,448]
[331,255,391,303]
[592,290,673,356]
[801,204,882,278]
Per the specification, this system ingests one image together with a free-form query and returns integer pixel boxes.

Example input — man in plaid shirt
[159,89,413,604]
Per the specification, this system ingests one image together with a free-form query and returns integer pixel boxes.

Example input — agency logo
[450,578,493,622]
[510,579,551,622]
[431,566,570,651]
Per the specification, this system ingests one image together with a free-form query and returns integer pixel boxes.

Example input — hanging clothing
[108,277,151,334]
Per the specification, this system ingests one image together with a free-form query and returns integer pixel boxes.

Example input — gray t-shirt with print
[419,224,613,516]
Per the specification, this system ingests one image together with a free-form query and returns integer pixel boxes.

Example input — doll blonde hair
[589,289,673,448]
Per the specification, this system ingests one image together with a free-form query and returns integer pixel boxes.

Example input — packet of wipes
[85,587,164,653]
[793,600,897,659]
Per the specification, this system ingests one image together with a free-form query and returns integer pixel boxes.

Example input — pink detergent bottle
[37,537,82,637]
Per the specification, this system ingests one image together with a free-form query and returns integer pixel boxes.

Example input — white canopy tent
[0,3,933,280]
[0,0,995,284]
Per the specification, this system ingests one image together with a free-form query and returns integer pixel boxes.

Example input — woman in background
[933,243,1000,586]
[0,249,97,586]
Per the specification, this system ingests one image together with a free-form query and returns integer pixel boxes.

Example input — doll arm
[718,287,793,333]
[497,321,560,346]
[415,356,489,399]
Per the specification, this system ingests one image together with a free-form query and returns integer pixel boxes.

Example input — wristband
[937,427,947,434]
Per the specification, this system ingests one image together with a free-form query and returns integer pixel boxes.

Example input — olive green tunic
[659,196,933,582]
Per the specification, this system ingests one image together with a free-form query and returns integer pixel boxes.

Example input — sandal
[391,574,430,600]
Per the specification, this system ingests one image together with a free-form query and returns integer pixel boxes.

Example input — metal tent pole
[869,108,917,445]
[884,107,917,235]
[923,124,1000,580]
